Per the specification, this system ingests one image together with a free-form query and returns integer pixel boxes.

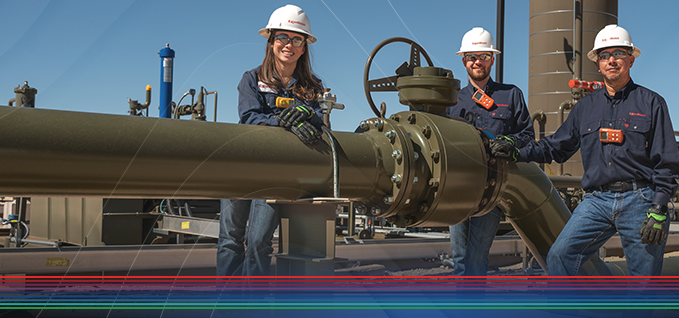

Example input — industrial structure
[1,0,678,278]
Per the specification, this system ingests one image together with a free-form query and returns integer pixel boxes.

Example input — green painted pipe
[0,106,378,200]
[500,162,611,275]
[0,104,616,275]
[606,258,679,276]
[0,106,493,227]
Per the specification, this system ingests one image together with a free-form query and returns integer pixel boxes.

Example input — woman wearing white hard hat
[217,4,325,276]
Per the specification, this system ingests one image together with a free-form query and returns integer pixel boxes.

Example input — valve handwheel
[363,37,434,118]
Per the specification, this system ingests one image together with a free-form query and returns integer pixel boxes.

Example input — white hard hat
[456,27,501,56]
[587,24,641,62]
[259,4,316,44]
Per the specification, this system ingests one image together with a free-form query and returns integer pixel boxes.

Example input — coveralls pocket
[264,93,279,110]
[579,120,601,152]
[622,120,651,151]
[489,107,512,134]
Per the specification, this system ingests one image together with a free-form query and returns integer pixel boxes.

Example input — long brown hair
[258,31,323,102]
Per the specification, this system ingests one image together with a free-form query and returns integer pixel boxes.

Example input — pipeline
[500,162,610,275]
[0,106,492,227]
[0,104,614,274]
[0,106,378,200]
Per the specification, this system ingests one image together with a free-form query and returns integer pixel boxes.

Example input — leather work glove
[277,104,314,128]
[639,204,668,245]
[290,121,322,145]
[490,135,519,162]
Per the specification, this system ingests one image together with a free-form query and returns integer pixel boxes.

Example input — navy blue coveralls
[446,78,535,276]
[217,66,323,276]
[518,79,679,275]
[237,66,323,126]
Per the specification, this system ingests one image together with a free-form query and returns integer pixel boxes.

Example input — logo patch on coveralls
[258,81,277,94]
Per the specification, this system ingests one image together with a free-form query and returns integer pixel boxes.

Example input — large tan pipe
[0,105,610,274]
[500,162,610,275]
[0,106,492,228]
[0,106,378,200]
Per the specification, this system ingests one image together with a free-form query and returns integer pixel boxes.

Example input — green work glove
[490,135,519,162]
[277,104,314,128]
[639,204,668,245]
[290,121,321,145]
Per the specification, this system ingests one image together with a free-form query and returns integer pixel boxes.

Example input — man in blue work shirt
[494,25,679,275]
[446,27,535,276]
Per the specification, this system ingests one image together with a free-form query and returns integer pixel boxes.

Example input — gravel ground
[386,251,679,276]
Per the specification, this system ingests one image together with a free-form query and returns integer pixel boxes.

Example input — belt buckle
[608,182,624,192]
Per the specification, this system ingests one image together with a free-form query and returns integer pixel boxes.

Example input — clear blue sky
[1,0,678,133]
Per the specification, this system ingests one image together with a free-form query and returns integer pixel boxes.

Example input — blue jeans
[547,186,668,276]
[217,199,279,276]
[448,206,503,276]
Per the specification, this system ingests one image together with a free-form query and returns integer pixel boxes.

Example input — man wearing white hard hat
[495,24,679,275]
[217,4,325,276]
[446,27,534,276]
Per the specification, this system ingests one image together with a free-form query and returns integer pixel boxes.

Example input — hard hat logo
[288,20,306,26]
[587,24,640,62]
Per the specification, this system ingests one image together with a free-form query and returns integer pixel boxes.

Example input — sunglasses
[598,50,630,61]
[274,34,305,47]
[465,53,492,62]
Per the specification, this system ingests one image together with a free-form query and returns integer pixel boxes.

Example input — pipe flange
[396,113,490,227]
[391,112,441,225]
[356,116,416,219]
[470,131,508,217]
[381,118,416,218]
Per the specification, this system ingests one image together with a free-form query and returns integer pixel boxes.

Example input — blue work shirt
[447,78,535,148]
[237,66,323,126]
[518,79,679,205]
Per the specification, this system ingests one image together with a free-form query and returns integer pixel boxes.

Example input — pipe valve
[318,88,344,129]
[11,81,38,108]
[128,85,152,116]
[173,87,207,121]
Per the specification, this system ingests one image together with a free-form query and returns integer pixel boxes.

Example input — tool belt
[588,180,649,193]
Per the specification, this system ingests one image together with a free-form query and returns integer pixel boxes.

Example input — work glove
[290,121,322,145]
[640,204,668,245]
[277,104,314,128]
[490,135,519,162]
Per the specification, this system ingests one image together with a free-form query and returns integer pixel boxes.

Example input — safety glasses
[274,34,305,47]
[465,53,492,62]
[598,50,630,61]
